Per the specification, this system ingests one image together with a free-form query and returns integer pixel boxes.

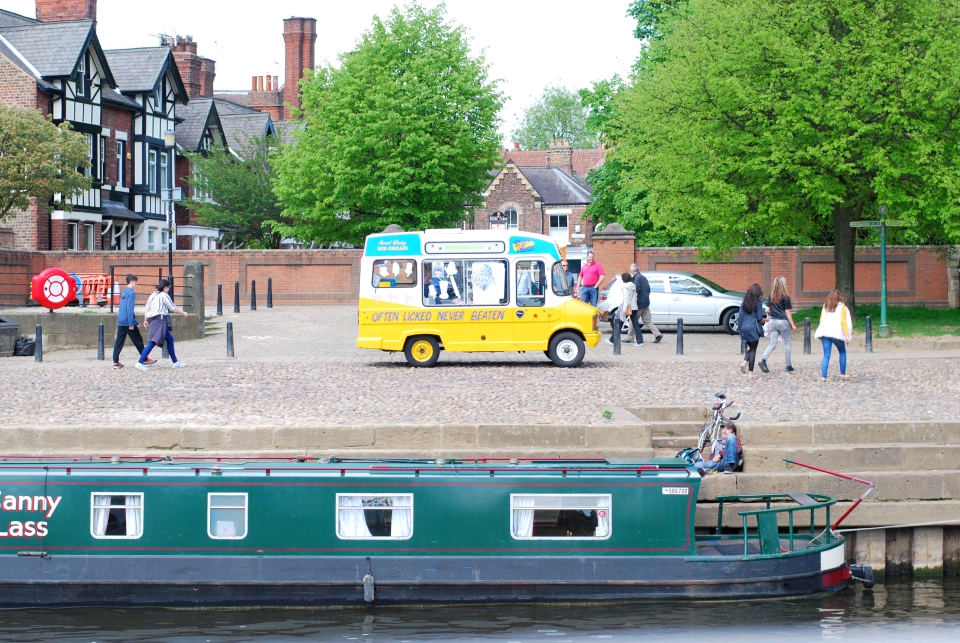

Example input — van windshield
[552,262,571,296]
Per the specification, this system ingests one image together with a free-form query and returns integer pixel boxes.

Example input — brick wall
[34,0,97,22]
[479,168,541,232]
[591,237,954,307]
[0,55,39,109]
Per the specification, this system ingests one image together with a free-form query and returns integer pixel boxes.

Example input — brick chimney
[200,57,216,97]
[35,0,96,22]
[283,16,317,118]
[548,139,574,175]
[171,35,215,99]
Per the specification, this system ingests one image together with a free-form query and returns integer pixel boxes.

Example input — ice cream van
[357,229,601,366]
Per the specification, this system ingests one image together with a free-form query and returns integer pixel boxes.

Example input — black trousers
[744,339,760,372]
[113,325,146,362]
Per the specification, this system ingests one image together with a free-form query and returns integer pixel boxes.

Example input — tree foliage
[0,105,90,220]
[271,3,502,246]
[512,85,597,150]
[184,134,286,249]
[627,0,689,41]
[613,0,960,311]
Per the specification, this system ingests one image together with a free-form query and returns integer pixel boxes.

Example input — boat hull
[0,548,848,607]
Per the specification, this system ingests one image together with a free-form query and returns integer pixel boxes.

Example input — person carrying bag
[136,279,190,371]
[814,290,853,382]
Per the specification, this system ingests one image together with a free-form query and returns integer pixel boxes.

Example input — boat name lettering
[662,487,689,495]
[435,311,464,321]
[403,312,433,322]
[0,520,48,538]
[470,310,505,321]
[1,493,61,518]
[370,312,400,322]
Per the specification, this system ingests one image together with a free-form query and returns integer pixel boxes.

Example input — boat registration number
[662,487,689,495]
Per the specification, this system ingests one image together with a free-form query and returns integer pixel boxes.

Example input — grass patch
[791,304,960,338]
[602,410,613,420]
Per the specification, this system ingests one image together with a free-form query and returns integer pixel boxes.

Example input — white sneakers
[135,361,186,370]
[135,363,148,371]
[172,361,186,368]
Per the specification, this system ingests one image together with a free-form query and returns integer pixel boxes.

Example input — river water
[0,578,956,642]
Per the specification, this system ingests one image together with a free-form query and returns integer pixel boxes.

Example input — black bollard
[35,324,42,362]
[612,315,621,355]
[251,280,257,311]
[865,316,873,353]
[217,284,223,316]
[267,277,273,308]
[97,323,104,360]
[226,321,235,357]
[676,318,684,355]
[233,281,240,314]
[803,317,811,355]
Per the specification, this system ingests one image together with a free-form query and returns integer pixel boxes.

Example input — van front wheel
[548,332,585,367]
[404,336,441,367]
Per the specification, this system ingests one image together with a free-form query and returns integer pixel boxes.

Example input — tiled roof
[103,47,170,92]
[0,20,92,78]
[213,91,250,107]
[516,166,593,205]
[176,98,226,152]
[501,147,606,177]
[212,96,257,114]
[102,87,139,109]
[272,120,304,145]
[0,9,37,28]
[220,113,273,156]
[102,199,144,221]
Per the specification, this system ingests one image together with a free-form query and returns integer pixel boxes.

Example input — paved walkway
[2,306,958,426]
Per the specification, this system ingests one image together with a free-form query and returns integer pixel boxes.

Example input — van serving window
[336,494,413,540]
[208,493,247,539]
[91,493,143,539]
[423,260,508,307]
[372,259,417,288]
[510,494,611,540]
[516,260,546,307]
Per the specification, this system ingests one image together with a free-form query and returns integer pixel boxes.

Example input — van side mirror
[700,288,712,296]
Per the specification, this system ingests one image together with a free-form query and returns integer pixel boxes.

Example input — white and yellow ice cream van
[357,229,601,366]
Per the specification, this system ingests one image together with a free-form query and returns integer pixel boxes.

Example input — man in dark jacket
[631,264,663,344]
[112,275,154,369]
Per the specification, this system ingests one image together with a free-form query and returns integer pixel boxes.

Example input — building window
[504,207,519,231]
[161,230,168,248]
[336,494,413,540]
[549,214,569,244]
[372,259,417,288]
[100,136,107,183]
[147,229,155,250]
[116,140,125,187]
[516,260,546,306]
[67,222,78,250]
[422,259,508,307]
[91,493,143,539]
[84,134,94,178]
[84,223,94,252]
[510,494,611,540]
[148,150,157,193]
[208,493,247,539]
[77,52,91,99]
[160,152,169,192]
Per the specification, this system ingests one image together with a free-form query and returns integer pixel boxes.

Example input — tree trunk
[833,203,857,316]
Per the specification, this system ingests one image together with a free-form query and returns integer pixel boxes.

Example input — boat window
[336,494,413,540]
[551,262,571,297]
[208,493,247,539]
[510,494,611,540]
[372,259,417,288]
[516,260,546,307]
[91,493,143,539]
[422,260,508,307]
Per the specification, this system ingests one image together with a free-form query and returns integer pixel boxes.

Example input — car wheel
[404,336,441,367]
[548,332,585,367]
[721,309,739,335]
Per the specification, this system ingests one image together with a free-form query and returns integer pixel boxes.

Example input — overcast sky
[1,0,641,142]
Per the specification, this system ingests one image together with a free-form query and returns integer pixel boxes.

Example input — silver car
[597,272,746,334]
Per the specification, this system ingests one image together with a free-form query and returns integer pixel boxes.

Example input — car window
[691,274,727,293]
[647,278,665,293]
[669,276,704,295]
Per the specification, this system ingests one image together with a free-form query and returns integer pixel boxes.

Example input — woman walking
[759,276,797,373]
[815,290,853,382]
[136,280,190,371]
[606,273,643,347]
[738,284,766,378]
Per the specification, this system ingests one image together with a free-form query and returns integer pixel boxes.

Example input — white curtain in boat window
[390,495,413,538]
[125,494,141,537]
[338,495,373,538]
[512,495,535,538]
[92,494,110,537]
[91,493,143,538]
[594,496,611,538]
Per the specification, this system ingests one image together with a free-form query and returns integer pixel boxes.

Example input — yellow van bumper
[357,336,383,349]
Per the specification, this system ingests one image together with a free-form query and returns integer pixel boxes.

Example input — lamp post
[163,129,176,290]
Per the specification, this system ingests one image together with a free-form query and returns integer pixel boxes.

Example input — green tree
[627,0,689,41]
[271,3,502,246]
[512,85,596,150]
[0,105,90,220]
[184,133,286,249]
[578,75,624,138]
[614,0,960,312]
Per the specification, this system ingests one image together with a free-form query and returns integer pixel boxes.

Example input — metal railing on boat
[714,493,838,557]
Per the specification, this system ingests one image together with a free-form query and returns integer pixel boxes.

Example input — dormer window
[77,52,91,99]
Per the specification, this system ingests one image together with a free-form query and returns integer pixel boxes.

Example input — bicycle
[696,392,742,453]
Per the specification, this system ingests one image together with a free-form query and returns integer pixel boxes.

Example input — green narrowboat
[0,456,863,607]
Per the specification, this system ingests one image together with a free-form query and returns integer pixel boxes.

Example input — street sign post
[851,207,913,337]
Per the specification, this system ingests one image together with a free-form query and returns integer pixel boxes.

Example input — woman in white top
[814,290,853,382]
[136,279,190,370]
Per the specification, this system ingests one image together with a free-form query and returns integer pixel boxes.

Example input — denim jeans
[139,330,178,364]
[721,433,739,469]
[820,337,847,378]
[762,318,792,366]
[580,286,598,307]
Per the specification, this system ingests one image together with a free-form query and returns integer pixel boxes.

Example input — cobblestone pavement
[2,306,959,426]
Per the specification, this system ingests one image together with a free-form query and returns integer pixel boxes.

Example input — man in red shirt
[576,251,605,307]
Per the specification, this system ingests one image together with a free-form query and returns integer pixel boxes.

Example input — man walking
[112,275,155,369]
[577,251,605,307]
[631,264,663,344]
